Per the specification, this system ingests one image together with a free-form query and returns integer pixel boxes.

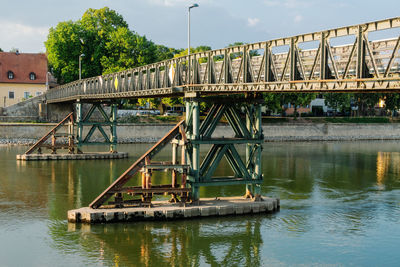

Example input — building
[0,51,48,107]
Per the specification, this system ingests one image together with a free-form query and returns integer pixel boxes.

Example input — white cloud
[0,20,48,52]
[247,17,260,27]
[294,15,303,23]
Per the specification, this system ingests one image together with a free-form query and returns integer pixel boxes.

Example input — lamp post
[188,3,199,57]
[188,3,199,84]
[79,53,85,80]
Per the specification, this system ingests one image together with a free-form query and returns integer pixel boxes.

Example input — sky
[0,0,399,53]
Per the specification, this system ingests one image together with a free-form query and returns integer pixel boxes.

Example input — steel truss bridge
[35,17,400,209]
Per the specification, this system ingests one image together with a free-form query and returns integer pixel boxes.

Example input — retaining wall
[1,123,400,143]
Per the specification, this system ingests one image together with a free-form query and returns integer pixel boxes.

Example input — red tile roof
[0,52,47,84]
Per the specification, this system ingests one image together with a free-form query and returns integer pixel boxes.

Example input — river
[0,141,399,266]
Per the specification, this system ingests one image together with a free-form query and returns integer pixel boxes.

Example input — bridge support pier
[184,94,264,201]
[76,101,118,153]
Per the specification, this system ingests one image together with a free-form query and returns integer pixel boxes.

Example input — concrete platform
[68,196,280,223]
[16,152,128,161]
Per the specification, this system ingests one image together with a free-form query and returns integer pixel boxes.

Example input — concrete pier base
[68,196,280,223]
[16,152,128,161]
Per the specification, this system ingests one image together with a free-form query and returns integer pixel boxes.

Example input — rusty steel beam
[24,112,75,155]
[89,120,186,208]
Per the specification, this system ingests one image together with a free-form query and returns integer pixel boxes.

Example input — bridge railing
[46,17,400,103]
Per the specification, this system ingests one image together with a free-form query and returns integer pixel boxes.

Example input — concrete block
[251,203,260,213]
[200,207,211,216]
[116,212,125,221]
[267,201,274,211]
[259,203,267,212]
[67,196,280,224]
[190,207,200,217]
[104,212,115,222]
[174,209,184,218]
[208,206,217,216]
[164,209,175,219]
[234,205,244,215]
[243,204,251,214]
[183,208,192,218]
[218,205,233,215]
[81,212,92,223]
[68,211,80,223]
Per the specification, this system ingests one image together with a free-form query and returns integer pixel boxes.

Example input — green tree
[138,98,161,109]
[383,93,400,117]
[282,93,316,118]
[324,93,351,116]
[264,93,281,114]
[45,7,160,84]
[353,93,381,116]
[174,46,212,63]
[0,48,3,52]
[227,42,259,59]
[155,45,183,61]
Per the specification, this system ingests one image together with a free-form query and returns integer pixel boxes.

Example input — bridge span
[22,17,400,212]
[46,17,400,104]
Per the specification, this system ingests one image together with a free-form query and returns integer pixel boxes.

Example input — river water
[0,141,399,266]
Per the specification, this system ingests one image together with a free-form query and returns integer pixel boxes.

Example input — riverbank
[2,122,400,145]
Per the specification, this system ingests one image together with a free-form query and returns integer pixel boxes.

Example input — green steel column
[192,99,200,200]
[76,101,83,153]
[245,104,254,198]
[110,103,118,153]
[254,103,262,197]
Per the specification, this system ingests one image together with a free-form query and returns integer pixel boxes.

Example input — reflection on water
[1,141,400,266]
[60,217,263,266]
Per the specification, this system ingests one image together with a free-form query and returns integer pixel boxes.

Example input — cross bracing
[45,17,400,104]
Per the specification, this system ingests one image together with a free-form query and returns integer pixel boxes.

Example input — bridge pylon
[75,101,118,153]
[87,94,265,208]
[184,93,264,201]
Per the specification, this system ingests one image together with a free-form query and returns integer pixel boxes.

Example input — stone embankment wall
[1,123,400,144]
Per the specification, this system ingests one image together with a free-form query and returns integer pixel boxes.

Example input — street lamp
[188,3,199,58]
[188,3,199,84]
[79,53,85,80]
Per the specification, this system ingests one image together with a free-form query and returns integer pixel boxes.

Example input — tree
[383,93,400,117]
[45,7,160,84]
[264,93,281,114]
[138,98,161,109]
[154,45,183,61]
[226,42,259,59]
[353,93,381,116]
[281,93,316,118]
[174,45,212,63]
[0,48,3,52]
[324,93,351,116]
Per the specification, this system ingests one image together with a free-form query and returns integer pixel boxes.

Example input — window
[24,92,30,99]
[36,91,42,96]
[8,91,14,99]
[29,72,36,80]
[7,71,14,79]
